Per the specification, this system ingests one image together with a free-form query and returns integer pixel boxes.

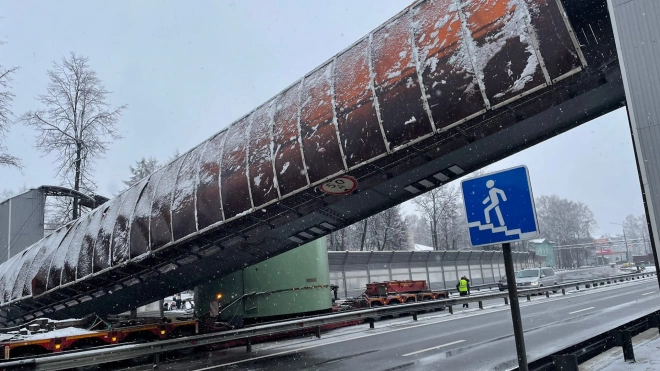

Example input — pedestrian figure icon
[461,166,539,247]
[483,180,507,226]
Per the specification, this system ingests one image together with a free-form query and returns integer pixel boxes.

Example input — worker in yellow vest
[457,276,471,308]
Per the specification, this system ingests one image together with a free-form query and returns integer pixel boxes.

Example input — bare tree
[412,188,442,250]
[535,195,597,268]
[20,53,126,221]
[368,205,408,251]
[412,185,463,250]
[123,156,160,188]
[405,214,433,248]
[328,206,408,251]
[436,185,462,250]
[623,214,651,255]
[0,40,20,168]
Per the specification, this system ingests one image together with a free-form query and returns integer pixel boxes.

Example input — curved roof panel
[0,0,588,323]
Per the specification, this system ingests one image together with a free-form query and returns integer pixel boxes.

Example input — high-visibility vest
[459,279,469,292]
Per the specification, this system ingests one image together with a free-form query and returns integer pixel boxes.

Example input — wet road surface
[133,275,660,371]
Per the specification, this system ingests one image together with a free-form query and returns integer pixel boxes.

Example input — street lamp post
[611,222,630,263]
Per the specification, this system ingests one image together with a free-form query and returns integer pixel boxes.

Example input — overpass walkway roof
[0,0,625,325]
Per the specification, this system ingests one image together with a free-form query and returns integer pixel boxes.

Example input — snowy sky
[0,0,644,237]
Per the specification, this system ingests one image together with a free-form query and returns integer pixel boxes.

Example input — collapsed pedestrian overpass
[0,0,633,325]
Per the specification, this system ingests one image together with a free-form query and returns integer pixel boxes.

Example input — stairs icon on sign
[468,221,521,236]
[468,221,538,239]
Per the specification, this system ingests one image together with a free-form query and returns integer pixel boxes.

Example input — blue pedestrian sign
[461,166,539,247]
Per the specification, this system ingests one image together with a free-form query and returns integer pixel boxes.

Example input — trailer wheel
[405,298,416,304]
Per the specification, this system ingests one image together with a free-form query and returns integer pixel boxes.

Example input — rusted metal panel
[150,157,185,249]
[300,63,347,183]
[371,11,434,149]
[94,192,130,273]
[248,101,279,207]
[0,0,588,312]
[111,179,148,265]
[129,170,164,258]
[532,0,585,80]
[461,0,548,106]
[31,226,71,296]
[77,208,105,280]
[171,147,204,241]
[272,83,308,195]
[196,132,225,230]
[0,254,20,303]
[60,213,93,286]
[412,0,487,130]
[221,115,253,219]
[334,38,389,168]
[48,217,87,290]
[9,239,45,300]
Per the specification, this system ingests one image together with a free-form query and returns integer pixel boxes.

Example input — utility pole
[623,229,630,263]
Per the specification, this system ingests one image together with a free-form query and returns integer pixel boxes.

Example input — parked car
[515,267,559,291]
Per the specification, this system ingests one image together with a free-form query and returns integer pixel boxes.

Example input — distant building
[0,189,46,263]
[0,186,109,264]
[528,238,555,267]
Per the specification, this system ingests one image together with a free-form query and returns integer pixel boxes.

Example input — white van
[515,267,558,289]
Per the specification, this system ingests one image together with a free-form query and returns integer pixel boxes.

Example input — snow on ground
[245,276,656,355]
[582,328,660,371]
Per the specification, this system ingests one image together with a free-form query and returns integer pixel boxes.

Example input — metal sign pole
[502,242,528,371]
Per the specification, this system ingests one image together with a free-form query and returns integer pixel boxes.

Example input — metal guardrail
[512,309,660,371]
[444,266,626,295]
[1,271,656,371]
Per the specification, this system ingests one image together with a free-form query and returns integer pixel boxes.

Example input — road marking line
[569,306,595,314]
[402,340,466,356]
[642,292,655,296]
[199,279,656,369]
[195,311,496,369]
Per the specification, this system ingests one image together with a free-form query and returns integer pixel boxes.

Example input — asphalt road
[145,275,660,371]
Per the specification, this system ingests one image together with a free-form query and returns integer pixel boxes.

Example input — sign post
[461,166,539,371]
[502,242,528,370]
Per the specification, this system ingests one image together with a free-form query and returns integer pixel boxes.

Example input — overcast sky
[0,1,644,237]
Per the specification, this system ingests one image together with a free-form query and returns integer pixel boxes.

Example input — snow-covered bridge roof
[0,0,622,325]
